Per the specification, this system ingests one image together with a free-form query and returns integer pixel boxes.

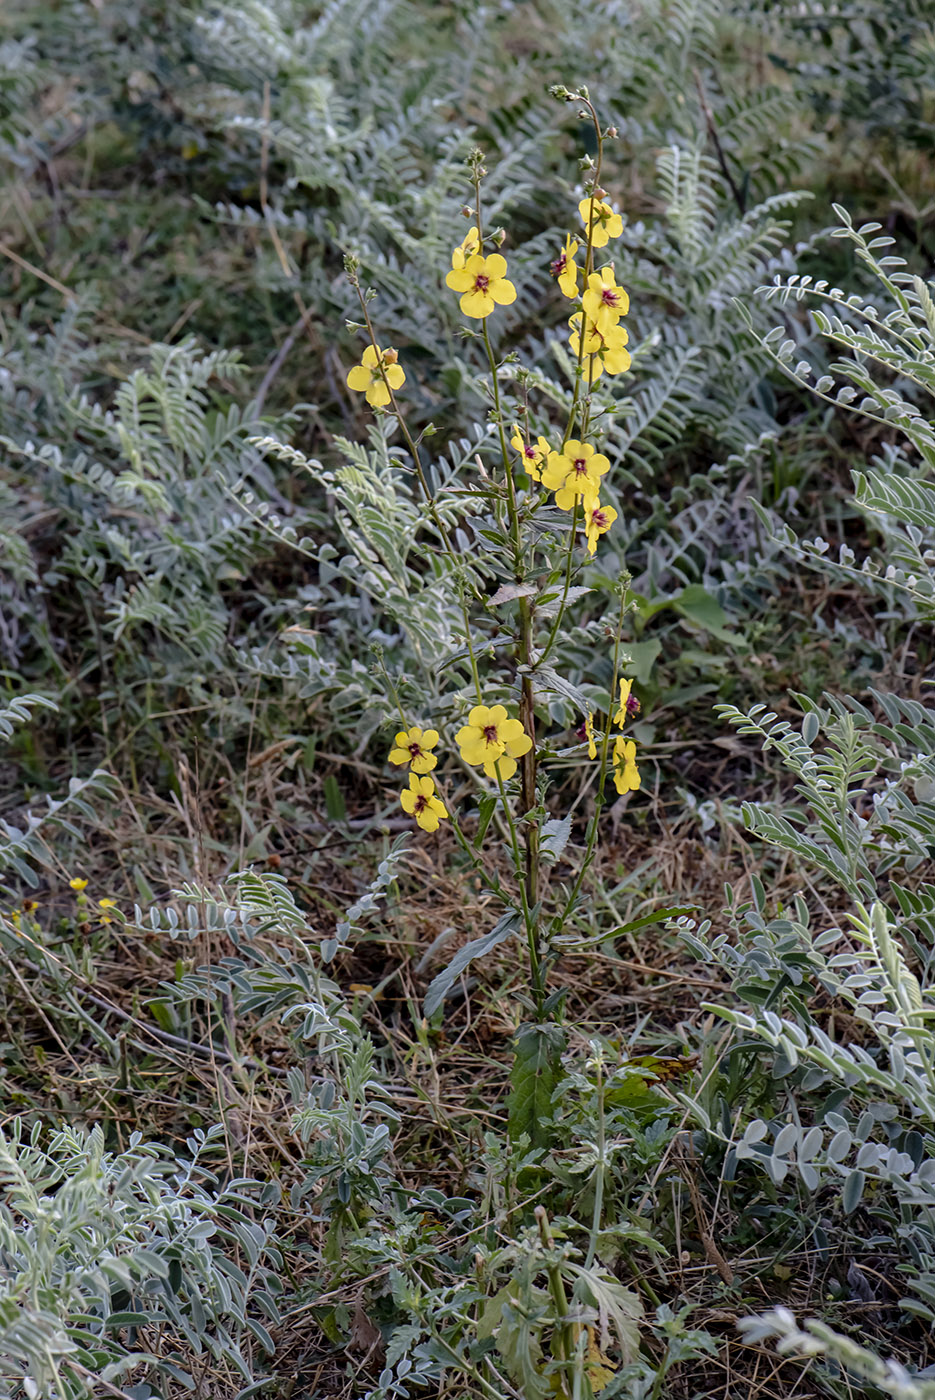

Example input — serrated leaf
[507,1022,566,1149]
[540,816,572,863]
[488,582,538,607]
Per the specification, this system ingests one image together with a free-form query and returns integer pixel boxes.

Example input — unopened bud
[461,204,472,218]
[383,347,399,364]
[606,126,618,138]
[493,227,506,247]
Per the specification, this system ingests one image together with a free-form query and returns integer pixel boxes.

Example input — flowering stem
[495,768,544,1013]
[474,169,543,1016]
[558,584,629,928]
[562,96,604,450]
[537,501,580,669]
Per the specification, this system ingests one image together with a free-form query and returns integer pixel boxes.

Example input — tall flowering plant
[342,88,642,1054]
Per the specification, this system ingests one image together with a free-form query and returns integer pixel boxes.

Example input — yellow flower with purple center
[400,774,448,832]
[509,425,551,481]
[567,315,630,381]
[451,225,480,270]
[388,725,439,774]
[346,344,406,408]
[584,499,617,556]
[550,234,580,298]
[612,736,641,794]
[445,253,517,319]
[456,704,532,781]
[579,195,623,248]
[581,266,629,334]
[541,439,610,510]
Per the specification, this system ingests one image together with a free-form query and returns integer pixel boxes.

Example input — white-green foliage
[0,1119,281,1399]
[683,209,935,1388]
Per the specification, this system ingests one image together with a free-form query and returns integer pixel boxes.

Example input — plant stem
[559,586,629,928]
[474,172,543,1016]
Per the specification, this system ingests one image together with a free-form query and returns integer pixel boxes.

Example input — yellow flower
[614,677,635,726]
[451,225,480,269]
[69,877,88,892]
[550,235,580,298]
[400,774,448,833]
[567,315,631,381]
[510,425,551,481]
[456,704,532,781]
[445,253,517,319]
[98,898,117,908]
[581,266,629,334]
[584,712,597,760]
[583,499,618,555]
[541,439,610,510]
[612,736,641,794]
[388,725,439,774]
[346,344,406,408]
[567,311,604,355]
[579,194,623,248]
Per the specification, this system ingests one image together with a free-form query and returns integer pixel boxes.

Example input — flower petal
[346,365,371,392]
[446,268,474,292]
[490,277,516,306]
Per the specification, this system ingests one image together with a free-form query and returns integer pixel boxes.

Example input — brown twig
[693,71,746,214]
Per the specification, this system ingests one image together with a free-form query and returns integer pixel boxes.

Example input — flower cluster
[388,705,534,832]
[389,726,447,830]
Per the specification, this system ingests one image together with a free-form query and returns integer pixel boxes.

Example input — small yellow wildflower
[509,425,551,481]
[400,774,448,833]
[612,736,641,794]
[541,439,610,510]
[614,677,634,726]
[581,266,629,334]
[578,194,623,248]
[584,712,597,760]
[583,499,618,556]
[550,235,580,298]
[346,344,406,408]
[451,225,480,270]
[567,315,630,381]
[22,899,38,916]
[69,877,88,892]
[388,725,439,774]
[456,704,532,781]
[445,253,516,319]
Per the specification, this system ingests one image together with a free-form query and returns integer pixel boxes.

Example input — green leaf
[323,774,346,822]
[619,639,661,685]
[555,905,697,949]
[496,1292,552,1400]
[507,1022,566,1149]
[423,912,520,1019]
[842,1168,865,1213]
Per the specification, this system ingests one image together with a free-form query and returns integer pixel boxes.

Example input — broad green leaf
[507,1022,566,1149]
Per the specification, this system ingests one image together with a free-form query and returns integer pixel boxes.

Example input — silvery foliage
[678,211,935,1383]
[0,1119,281,1399]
